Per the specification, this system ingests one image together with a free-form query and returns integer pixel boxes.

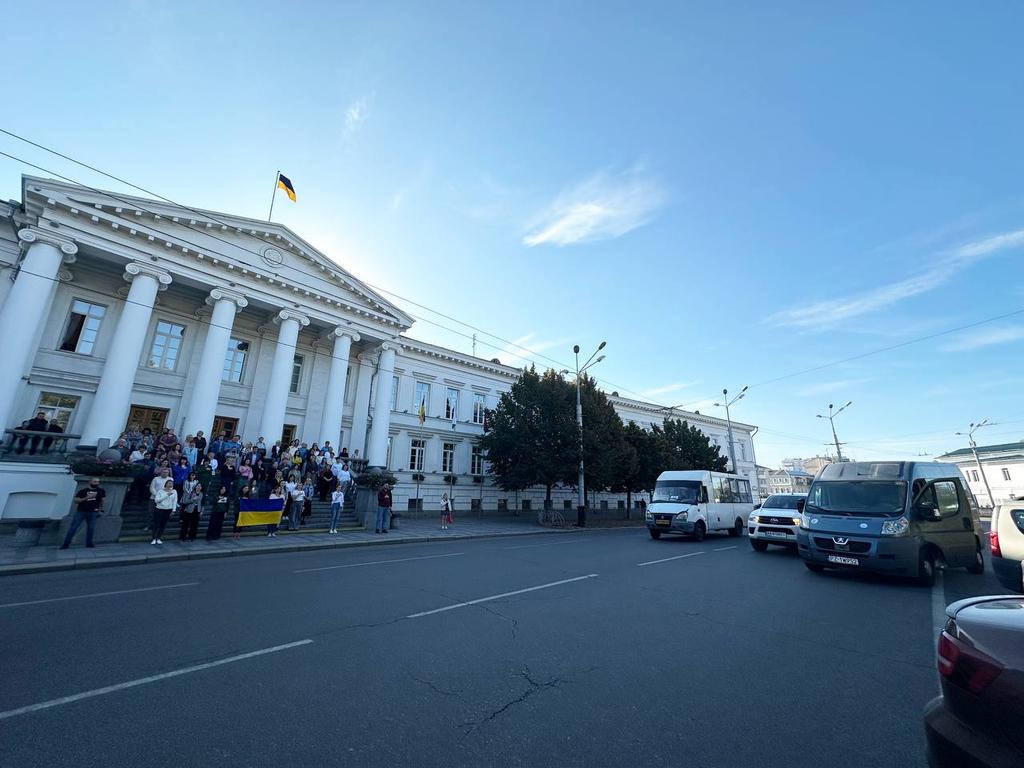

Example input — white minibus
[645,470,755,541]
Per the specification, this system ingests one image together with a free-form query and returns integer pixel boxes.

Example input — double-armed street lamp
[956,420,996,511]
[713,386,748,473]
[560,341,606,527]
[817,401,852,462]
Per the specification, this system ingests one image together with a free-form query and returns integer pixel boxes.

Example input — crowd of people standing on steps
[114,424,360,545]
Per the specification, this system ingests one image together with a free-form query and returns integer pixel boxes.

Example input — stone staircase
[118,494,362,540]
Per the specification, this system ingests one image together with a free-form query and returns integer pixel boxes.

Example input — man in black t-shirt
[60,478,106,549]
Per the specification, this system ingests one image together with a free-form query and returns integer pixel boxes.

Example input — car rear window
[1011,508,1024,534]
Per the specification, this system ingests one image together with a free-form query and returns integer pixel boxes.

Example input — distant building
[935,440,1024,507]
[755,465,772,498]
[780,456,835,477]
[765,467,814,495]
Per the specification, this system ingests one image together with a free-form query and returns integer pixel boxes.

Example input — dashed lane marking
[0,582,199,609]
[295,552,464,573]
[406,574,599,618]
[637,551,706,567]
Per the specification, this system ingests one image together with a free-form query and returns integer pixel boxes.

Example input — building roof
[936,441,1024,460]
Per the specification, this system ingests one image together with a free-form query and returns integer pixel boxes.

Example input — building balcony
[0,429,80,464]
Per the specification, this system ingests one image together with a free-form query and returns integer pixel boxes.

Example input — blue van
[796,461,985,586]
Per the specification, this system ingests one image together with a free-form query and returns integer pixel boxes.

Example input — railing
[0,429,81,462]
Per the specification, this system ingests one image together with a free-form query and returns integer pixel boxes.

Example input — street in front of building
[0,528,1003,768]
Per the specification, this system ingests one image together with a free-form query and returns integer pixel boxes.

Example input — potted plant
[443,474,458,485]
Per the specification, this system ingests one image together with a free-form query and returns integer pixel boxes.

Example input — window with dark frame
[59,300,106,355]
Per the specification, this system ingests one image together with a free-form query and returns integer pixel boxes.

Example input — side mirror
[796,499,806,512]
[752,503,762,510]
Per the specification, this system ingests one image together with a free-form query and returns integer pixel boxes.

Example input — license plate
[656,520,671,526]
[763,531,789,538]
[827,555,859,566]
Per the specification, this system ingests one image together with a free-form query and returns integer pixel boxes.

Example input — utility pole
[714,386,748,473]
[817,401,852,462]
[561,341,606,527]
[472,333,477,357]
[956,420,996,511]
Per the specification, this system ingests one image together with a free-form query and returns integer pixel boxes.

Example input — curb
[0,526,641,576]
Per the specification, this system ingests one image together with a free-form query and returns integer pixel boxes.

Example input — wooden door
[281,424,296,445]
[212,415,239,439]
[126,405,168,434]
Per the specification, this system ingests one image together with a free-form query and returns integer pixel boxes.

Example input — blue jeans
[62,510,97,547]
[376,506,390,532]
[330,502,342,530]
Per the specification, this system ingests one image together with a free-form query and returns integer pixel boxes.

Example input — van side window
[934,481,960,518]
[712,477,723,503]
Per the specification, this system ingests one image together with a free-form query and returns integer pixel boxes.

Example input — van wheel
[692,521,706,542]
[750,539,768,552]
[966,543,984,575]
[729,518,743,537]
[917,551,936,587]
[805,562,825,573]
[648,529,662,540]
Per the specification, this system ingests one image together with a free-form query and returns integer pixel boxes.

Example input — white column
[366,344,397,468]
[348,352,374,457]
[181,287,248,439]
[0,229,77,429]
[319,328,358,449]
[79,262,173,446]
[258,309,310,444]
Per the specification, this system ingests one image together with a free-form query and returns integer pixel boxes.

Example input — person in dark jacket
[376,484,393,534]
[219,459,238,498]
[207,486,229,541]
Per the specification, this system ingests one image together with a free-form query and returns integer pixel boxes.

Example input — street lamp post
[713,386,748,473]
[565,342,606,527]
[956,420,996,511]
[816,401,852,462]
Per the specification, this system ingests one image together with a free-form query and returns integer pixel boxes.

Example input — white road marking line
[0,639,313,721]
[295,552,464,573]
[714,546,738,551]
[0,582,199,609]
[406,574,599,618]
[503,539,591,550]
[637,551,706,567]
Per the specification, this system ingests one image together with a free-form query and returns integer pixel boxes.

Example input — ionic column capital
[207,287,249,309]
[123,261,173,291]
[273,308,311,327]
[329,327,360,343]
[18,226,78,261]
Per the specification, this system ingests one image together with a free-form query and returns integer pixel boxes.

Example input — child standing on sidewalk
[440,493,453,530]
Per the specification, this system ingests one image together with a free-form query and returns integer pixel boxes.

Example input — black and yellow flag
[277,173,296,202]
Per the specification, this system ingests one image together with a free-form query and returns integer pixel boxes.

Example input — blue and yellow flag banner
[277,174,296,202]
[237,498,285,527]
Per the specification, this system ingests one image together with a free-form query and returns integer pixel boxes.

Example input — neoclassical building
[0,176,758,515]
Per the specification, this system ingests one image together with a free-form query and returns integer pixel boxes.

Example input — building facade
[763,467,814,496]
[936,441,1024,508]
[0,177,759,514]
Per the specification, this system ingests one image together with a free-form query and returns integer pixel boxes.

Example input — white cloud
[523,167,666,247]
[768,228,1024,329]
[796,378,873,396]
[343,98,369,136]
[639,381,700,398]
[941,324,1024,352]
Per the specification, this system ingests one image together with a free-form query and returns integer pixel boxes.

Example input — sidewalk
[0,518,607,576]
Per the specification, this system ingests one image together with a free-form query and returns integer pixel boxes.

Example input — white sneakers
[150,539,163,545]
[329,528,337,534]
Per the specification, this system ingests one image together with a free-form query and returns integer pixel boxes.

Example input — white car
[990,499,1024,593]
[748,493,806,551]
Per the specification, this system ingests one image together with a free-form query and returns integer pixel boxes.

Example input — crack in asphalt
[408,672,465,699]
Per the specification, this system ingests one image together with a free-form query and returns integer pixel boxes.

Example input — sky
[2,1,1023,466]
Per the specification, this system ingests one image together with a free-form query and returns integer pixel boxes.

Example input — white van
[645,470,756,541]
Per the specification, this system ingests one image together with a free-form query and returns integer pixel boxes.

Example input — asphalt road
[0,528,1005,768]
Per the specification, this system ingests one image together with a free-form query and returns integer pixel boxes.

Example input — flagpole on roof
[267,170,280,222]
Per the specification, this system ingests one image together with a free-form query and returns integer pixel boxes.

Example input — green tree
[574,374,632,498]
[479,367,577,502]
[655,418,729,473]
[618,421,660,514]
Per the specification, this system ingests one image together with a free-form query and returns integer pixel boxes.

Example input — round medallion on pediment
[262,246,285,268]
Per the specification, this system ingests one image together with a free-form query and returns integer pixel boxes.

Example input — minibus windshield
[806,481,907,517]
[652,481,701,504]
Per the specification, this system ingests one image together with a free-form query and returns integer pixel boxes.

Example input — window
[344,365,352,403]
[971,470,979,482]
[290,355,304,394]
[1002,468,1012,481]
[59,300,105,354]
[445,388,459,421]
[414,381,431,414]
[148,321,185,370]
[391,376,399,411]
[935,481,961,518]
[739,441,747,461]
[36,392,79,430]
[471,444,483,475]
[442,442,455,473]
[386,436,393,469]
[409,439,425,472]
[473,393,486,424]
[223,338,248,383]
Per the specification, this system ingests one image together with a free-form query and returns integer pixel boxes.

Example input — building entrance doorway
[282,424,297,446]
[126,405,168,435]
[212,415,239,439]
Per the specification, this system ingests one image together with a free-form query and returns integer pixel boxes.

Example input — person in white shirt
[151,480,178,545]
[332,461,354,496]
[329,487,345,533]
[288,484,305,531]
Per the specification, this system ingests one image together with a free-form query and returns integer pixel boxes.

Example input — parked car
[748,493,806,551]
[924,594,1024,768]
[989,500,1024,593]
[797,461,985,586]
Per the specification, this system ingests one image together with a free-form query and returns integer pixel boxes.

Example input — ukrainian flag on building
[277,173,296,202]
[237,497,285,527]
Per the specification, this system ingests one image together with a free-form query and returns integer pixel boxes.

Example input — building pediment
[20,176,414,330]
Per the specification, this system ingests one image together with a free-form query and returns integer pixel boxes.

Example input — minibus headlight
[674,511,688,521]
[799,515,811,530]
[880,516,910,536]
